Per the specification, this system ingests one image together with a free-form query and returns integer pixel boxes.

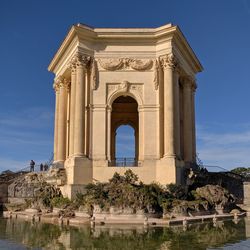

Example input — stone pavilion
[48,23,203,198]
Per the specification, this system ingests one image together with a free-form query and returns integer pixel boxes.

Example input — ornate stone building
[48,23,203,198]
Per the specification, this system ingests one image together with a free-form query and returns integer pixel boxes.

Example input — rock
[230,208,241,214]
[5,202,27,212]
[123,207,134,214]
[25,208,40,214]
[195,185,235,207]
[75,211,90,218]
[8,172,62,211]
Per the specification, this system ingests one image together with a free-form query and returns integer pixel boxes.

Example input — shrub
[51,196,71,209]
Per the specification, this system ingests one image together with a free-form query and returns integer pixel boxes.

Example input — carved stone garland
[98,58,153,71]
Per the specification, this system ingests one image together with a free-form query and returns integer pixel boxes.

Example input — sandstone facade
[48,23,203,198]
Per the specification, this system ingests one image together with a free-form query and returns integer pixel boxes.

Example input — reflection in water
[0,218,250,249]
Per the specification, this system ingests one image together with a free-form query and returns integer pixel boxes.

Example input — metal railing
[109,158,138,167]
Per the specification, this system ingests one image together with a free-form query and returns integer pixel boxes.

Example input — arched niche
[110,95,139,166]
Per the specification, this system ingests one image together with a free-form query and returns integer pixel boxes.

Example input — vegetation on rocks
[231,167,250,177]
[5,169,240,218]
[71,170,238,217]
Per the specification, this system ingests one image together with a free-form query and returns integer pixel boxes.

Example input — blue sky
[0,0,250,171]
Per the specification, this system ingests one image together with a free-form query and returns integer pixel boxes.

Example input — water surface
[0,217,250,249]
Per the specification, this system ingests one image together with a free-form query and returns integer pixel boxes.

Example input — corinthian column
[57,76,70,162]
[53,81,60,161]
[191,82,197,162]
[182,76,194,163]
[73,53,89,157]
[161,54,178,158]
[68,61,76,156]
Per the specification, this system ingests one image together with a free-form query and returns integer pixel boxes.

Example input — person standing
[40,163,44,172]
[30,160,35,172]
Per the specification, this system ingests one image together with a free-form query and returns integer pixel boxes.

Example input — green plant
[51,196,71,209]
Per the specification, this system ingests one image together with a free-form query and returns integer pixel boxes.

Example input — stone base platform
[2,211,246,227]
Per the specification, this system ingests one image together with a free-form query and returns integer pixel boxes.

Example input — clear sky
[0,0,250,172]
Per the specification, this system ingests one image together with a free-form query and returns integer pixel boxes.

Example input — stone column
[106,105,112,161]
[182,76,193,163]
[68,61,76,157]
[57,76,69,162]
[73,54,89,157]
[161,54,177,158]
[53,81,60,161]
[174,69,181,159]
[191,82,197,162]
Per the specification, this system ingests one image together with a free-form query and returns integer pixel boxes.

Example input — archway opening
[115,125,135,166]
[111,95,138,166]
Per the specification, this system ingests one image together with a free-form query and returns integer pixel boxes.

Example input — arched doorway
[110,96,138,166]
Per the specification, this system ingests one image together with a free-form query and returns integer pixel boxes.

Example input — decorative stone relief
[98,58,153,71]
[98,58,123,71]
[119,80,130,92]
[70,52,91,70]
[91,59,98,90]
[107,81,143,103]
[129,59,153,70]
[160,53,178,70]
[153,59,160,90]
[54,76,70,91]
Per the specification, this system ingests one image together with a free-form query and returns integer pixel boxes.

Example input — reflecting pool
[1,217,250,249]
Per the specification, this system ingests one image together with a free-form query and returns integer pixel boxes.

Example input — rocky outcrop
[189,170,244,204]
[194,184,236,213]
[0,170,28,208]
[5,169,66,211]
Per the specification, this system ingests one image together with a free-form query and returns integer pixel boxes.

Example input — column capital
[180,75,196,90]
[55,76,70,92]
[69,59,76,73]
[71,52,91,70]
[53,81,60,92]
[160,53,178,70]
[56,76,70,89]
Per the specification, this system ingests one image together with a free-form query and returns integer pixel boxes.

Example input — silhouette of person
[44,164,49,171]
[30,160,35,172]
[40,163,44,172]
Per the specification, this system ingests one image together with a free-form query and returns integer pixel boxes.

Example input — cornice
[48,23,203,74]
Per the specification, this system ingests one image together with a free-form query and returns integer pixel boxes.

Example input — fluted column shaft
[73,54,88,157]
[174,70,181,158]
[191,84,197,162]
[57,77,69,162]
[183,77,193,162]
[69,63,76,156]
[53,83,60,161]
[161,54,177,157]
